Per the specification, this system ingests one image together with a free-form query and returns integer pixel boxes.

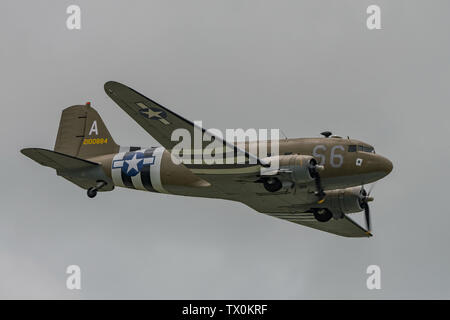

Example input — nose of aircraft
[375,154,393,177]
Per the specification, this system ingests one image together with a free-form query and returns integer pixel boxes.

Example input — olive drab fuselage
[90,136,392,201]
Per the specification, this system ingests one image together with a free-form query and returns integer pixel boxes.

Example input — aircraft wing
[243,193,371,237]
[245,194,371,237]
[192,173,371,238]
[266,212,372,237]
[104,81,267,167]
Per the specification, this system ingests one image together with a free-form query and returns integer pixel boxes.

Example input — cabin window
[348,145,357,152]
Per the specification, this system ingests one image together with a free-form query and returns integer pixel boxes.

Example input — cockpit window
[358,145,375,153]
[348,145,357,152]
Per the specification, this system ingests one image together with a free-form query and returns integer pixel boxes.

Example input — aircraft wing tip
[104,81,125,93]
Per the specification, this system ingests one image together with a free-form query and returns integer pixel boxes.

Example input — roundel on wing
[139,106,168,120]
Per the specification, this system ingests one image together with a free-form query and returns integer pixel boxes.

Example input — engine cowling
[319,187,364,214]
[260,155,316,192]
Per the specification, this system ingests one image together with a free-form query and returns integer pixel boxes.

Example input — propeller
[359,185,375,231]
[309,160,326,203]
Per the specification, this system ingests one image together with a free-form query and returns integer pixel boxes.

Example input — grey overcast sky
[1,0,450,299]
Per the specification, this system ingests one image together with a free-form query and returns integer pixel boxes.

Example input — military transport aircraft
[21,81,392,237]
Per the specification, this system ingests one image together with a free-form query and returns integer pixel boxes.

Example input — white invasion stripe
[150,147,168,193]
[112,152,126,187]
[130,149,147,190]
[131,172,145,191]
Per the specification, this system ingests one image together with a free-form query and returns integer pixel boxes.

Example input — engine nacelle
[320,187,364,214]
[260,155,316,192]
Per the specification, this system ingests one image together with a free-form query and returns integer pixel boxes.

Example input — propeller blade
[309,161,325,203]
[360,185,372,231]
[364,203,371,231]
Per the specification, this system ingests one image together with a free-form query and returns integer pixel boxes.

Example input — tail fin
[54,102,119,159]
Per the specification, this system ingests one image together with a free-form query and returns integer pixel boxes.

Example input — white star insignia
[125,153,142,174]
[136,102,171,125]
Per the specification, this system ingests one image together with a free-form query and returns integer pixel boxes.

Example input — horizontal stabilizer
[21,148,99,171]
[20,148,113,191]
